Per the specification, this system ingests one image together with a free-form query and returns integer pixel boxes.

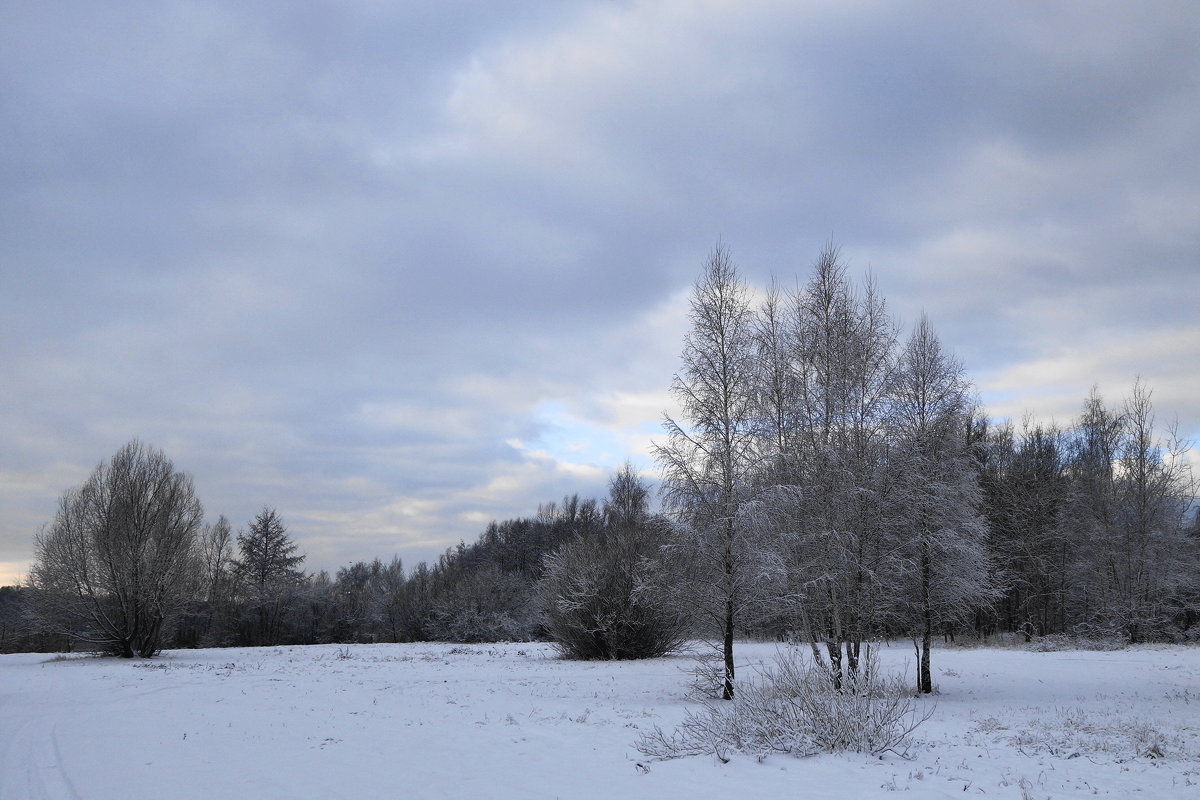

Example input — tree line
[6,245,1197,695]
[2,452,667,656]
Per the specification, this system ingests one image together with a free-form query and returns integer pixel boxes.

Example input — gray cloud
[3,1,1198,583]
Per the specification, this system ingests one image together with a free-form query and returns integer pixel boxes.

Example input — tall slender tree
[765,247,898,683]
[890,315,997,693]
[655,244,760,699]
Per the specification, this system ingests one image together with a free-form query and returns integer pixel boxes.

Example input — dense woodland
[7,248,1198,688]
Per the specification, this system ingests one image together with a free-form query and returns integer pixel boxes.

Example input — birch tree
[655,245,760,699]
[1109,381,1198,641]
[767,246,898,684]
[890,315,997,693]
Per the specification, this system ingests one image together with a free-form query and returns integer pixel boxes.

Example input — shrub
[638,647,931,761]
[540,522,688,660]
[683,649,728,699]
[1026,632,1128,652]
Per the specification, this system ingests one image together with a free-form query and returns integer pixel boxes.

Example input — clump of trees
[977,381,1198,644]
[656,244,1194,695]
[656,246,999,694]
[11,446,634,654]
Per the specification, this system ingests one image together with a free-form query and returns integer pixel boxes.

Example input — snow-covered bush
[539,522,688,660]
[1026,632,1128,652]
[683,649,727,699]
[639,648,931,760]
[540,464,690,660]
[979,705,1195,762]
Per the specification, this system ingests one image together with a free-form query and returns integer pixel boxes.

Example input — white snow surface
[2,641,1198,799]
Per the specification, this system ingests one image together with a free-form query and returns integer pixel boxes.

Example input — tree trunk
[722,595,735,700]
[847,639,860,678]
[826,640,843,691]
[919,621,932,694]
[919,550,933,694]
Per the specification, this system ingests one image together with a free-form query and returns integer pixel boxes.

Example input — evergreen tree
[233,507,305,645]
[234,507,304,589]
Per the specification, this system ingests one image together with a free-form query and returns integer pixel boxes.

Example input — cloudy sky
[3,1,1198,584]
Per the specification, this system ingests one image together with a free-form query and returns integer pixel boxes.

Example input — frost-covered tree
[26,440,204,657]
[1064,382,1199,641]
[373,556,408,642]
[199,515,235,606]
[889,316,998,692]
[655,245,761,698]
[333,559,385,642]
[751,247,898,684]
[174,514,237,648]
[427,561,533,642]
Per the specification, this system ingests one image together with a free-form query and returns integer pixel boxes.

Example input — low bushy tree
[26,440,204,657]
[541,465,689,660]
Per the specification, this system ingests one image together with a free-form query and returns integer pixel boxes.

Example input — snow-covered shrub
[638,648,930,760]
[539,521,688,660]
[540,465,691,660]
[1026,632,1127,652]
[684,650,727,699]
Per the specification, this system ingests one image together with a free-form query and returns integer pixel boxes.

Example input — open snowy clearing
[2,642,1198,799]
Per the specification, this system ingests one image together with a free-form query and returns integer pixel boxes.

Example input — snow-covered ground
[2,641,1197,799]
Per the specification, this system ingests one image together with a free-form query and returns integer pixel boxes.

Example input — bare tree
[752,279,801,486]
[889,315,997,693]
[174,514,237,648]
[199,515,235,606]
[26,440,204,657]
[761,247,898,684]
[374,556,408,642]
[1069,381,1200,642]
[655,245,761,698]
[333,559,386,642]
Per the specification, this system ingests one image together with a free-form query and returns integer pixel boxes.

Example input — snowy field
[2,641,1198,799]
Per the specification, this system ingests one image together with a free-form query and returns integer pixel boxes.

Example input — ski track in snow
[2,642,1198,799]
